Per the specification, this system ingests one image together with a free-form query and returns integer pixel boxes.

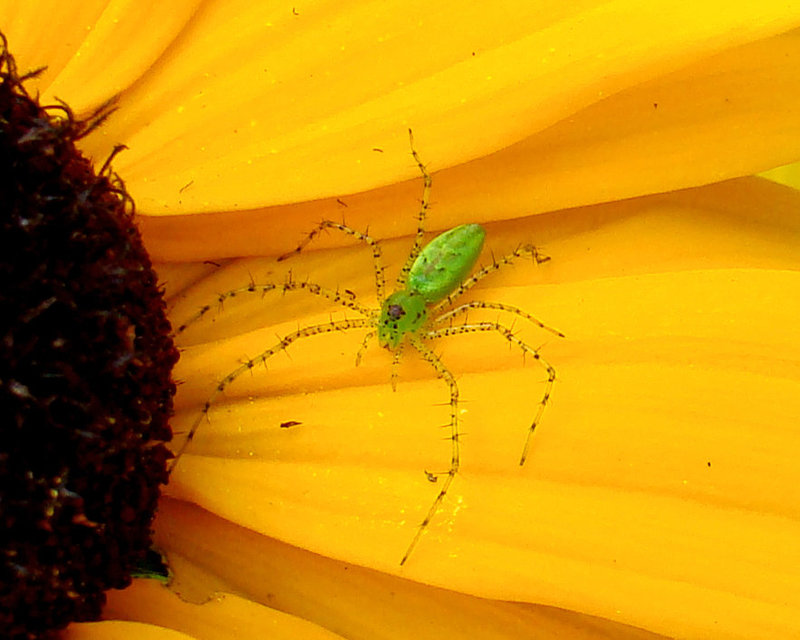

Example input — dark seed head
[0,34,178,639]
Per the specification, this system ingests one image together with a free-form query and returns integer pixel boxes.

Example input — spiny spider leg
[277,219,388,303]
[433,300,565,338]
[175,276,376,338]
[354,329,377,366]
[278,276,376,318]
[396,129,432,290]
[174,282,279,335]
[170,316,373,472]
[390,342,405,392]
[432,244,550,314]
[400,335,460,566]
[423,321,556,466]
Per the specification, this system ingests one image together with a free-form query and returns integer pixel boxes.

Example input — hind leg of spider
[432,244,551,314]
[169,316,373,473]
[278,220,388,302]
[423,321,556,466]
[399,335,460,566]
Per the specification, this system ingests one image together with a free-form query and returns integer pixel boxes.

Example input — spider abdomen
[407,223,485,304]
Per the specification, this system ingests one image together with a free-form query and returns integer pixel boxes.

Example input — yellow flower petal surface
[104,578,345,640]
[62,619,196,640]
[99,2,800,213]
[139,27,800,261]
[7,2,799,215]
[152,498,669,640]
[762,159,800,190]
[0,1,201,114]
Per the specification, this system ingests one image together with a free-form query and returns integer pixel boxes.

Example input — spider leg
[354,329,377,366]
[390,341,405,391]
[424,321,556,466]
[278,220,388,303]
[432,244,550,314]
[433,300,565,338]
[400,335,459,565]
[279,276,376,317]
[174,282,278,336]
[396,129,432,290]
[170,316,373,472]
[175,276,375,336]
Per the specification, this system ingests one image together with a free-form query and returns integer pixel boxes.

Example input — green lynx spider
[172,132,563,565]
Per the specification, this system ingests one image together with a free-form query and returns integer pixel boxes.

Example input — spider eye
[388,304,405,320]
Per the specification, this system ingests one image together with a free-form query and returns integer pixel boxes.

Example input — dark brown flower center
[0,34,177,639]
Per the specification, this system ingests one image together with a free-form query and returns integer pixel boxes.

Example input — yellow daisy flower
[6,2,800,639]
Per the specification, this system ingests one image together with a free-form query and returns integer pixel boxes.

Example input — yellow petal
[140,28,800,260]
[62,619,197,640]
[7,2,799,214]
[762,159,800,189]
[100,3,800,213]
[0,1,201,114]
[104,578,345,640]
[151,498,670,640]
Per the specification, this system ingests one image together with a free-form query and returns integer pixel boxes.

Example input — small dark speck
[707,461,712,468]
[653,102,658,109]
[281,420,302,429]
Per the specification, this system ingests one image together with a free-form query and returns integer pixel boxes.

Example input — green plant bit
[172,131,564,565]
